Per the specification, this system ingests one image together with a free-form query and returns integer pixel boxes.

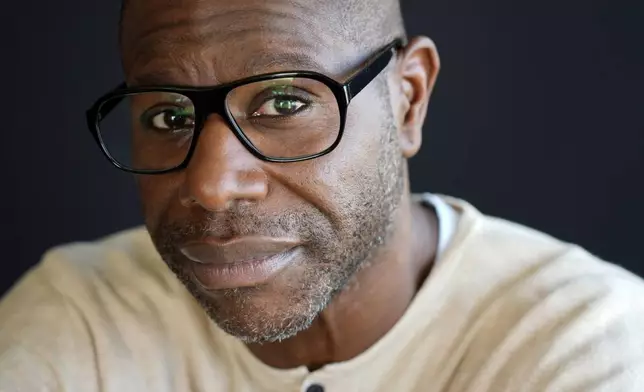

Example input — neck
[247,194,439,369]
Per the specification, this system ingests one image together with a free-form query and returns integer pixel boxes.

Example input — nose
[179,114,268,211]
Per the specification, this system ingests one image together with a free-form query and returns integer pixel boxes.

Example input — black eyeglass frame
[86,38,406,175]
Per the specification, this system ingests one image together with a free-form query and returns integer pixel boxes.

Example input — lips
[179,236,301,290]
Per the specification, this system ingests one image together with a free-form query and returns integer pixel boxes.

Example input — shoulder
[36,227,179,293]
[443,198,644,391]
[1,226,201,338]
[0,228,230,390]
[443,196,641,293]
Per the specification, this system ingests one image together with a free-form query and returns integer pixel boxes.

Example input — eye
[251,96,308,117]
[144,107,195,132]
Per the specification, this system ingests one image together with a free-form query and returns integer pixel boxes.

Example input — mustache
[156,209,318,245]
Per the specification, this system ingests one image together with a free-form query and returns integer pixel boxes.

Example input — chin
[165,252,340,342]
[196,285,324,343]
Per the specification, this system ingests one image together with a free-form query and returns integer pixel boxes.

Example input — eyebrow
[243,51,325,75]
[129,51,330,88]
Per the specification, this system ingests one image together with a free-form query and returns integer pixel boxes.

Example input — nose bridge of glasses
[190,87,250,153]
[193,105,255,164]
[191,88,230,125]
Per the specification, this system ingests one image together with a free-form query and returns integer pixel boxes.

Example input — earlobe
[396,36,440,159]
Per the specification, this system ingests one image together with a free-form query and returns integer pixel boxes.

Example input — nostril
[180,165,268,212]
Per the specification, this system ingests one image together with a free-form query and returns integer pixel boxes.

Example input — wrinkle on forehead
[127,35,358,87]
[131,6,330,50]
[122,1,352,77]
[129,48,340,86]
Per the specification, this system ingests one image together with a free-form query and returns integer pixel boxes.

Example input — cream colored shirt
[2,196,644,392]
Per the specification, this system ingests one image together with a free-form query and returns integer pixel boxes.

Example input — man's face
[122,0,408,343]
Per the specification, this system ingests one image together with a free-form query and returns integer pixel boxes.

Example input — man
[1,0,643,390]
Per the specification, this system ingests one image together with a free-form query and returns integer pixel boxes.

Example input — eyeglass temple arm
[345,38,406,101]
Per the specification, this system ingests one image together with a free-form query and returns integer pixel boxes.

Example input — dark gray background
[1,0,643,295]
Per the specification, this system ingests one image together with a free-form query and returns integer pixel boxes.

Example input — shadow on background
[1,0,642,294]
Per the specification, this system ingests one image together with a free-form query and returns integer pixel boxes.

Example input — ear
[393,36,440,159]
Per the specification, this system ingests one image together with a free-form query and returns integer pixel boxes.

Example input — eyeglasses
[86,38,406,175]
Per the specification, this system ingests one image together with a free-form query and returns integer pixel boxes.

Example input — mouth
[179,236,301,290]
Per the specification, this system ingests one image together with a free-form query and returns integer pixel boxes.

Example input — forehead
[122,0,359,86]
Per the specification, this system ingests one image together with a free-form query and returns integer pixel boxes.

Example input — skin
[121,0,440,369]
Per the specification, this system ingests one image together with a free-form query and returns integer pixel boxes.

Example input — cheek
[136,175,181,229]
[319,107,386,183]
[296,90,390,197]
[342,88,393,161]
[299,129,384,220]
